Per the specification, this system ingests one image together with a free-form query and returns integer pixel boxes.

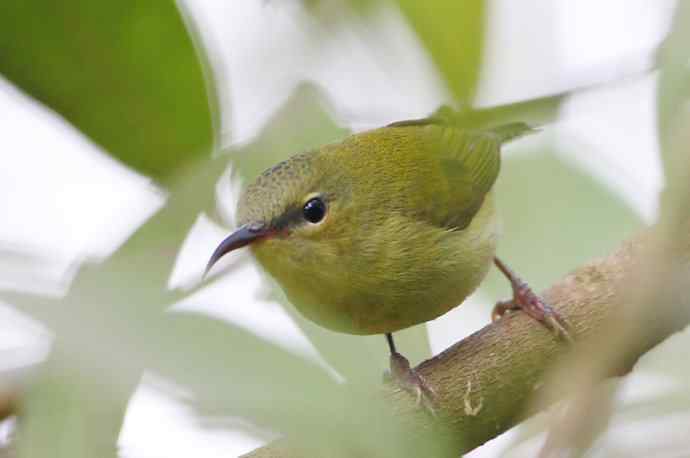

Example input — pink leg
[493,257,573,343]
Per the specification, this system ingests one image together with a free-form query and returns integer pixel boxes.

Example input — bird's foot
[493,259,573,343]
[492,295,572,343]
[385,351,438,415]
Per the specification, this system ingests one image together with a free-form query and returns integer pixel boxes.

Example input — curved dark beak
[204,222,268,278]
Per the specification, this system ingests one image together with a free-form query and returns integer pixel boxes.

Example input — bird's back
[317,119,514,232]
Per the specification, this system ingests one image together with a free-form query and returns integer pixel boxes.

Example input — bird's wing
[434,126,501,230]
[389,107,534,230]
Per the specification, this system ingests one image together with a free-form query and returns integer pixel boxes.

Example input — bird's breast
[254,193,499,335]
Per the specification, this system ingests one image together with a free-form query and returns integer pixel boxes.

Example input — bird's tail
[490,122,539,143]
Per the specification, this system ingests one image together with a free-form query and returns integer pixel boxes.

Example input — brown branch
[243,228,690,457]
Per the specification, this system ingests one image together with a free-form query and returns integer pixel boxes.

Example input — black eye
[303,197,326,224]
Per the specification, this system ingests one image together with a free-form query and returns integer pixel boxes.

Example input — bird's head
[205,150,352,278]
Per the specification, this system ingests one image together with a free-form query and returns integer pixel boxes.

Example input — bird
[205,106,570,411]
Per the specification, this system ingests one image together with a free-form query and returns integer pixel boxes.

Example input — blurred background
[0,0,688,457]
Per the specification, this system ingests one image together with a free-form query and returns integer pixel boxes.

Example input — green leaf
[17,350,133,458]
[481,149,642,300]
[231,84,349,183]
[456,92,573,130]
[657,2,690,221]
[0,1,217,182]
[5,150,232,458]
[395,0,485,104]
[304,0,377,14]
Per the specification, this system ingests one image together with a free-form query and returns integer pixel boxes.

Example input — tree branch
[243,227,690,457]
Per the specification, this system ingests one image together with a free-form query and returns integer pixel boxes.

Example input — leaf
[0,2,220,451]
[4,150,233,458]
[481,149,642,301]
[395,0,485,104]
[5,249,447,458]
[657,2,690,221]
[457,92,576,130]
[231,84,349,183]
[304,0,377,14]
[17,351,133,458]
[0,1,217,182]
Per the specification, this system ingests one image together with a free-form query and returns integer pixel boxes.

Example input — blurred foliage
[395,0,484,104]
[231,84,349,183]
[0,1,217,182]
[657,1,690,222]
[502,4,690,455]
[0,0,682,457]
[304,0,376,14]
[482,149,642,298]
[307,0,484,104]
[5,153,455,457]
[458,93,579,130]
[5,156,234,458]
[0,1,222,456]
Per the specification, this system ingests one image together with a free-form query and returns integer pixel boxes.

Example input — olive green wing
[389,107,536,230]
[434,126,502,230]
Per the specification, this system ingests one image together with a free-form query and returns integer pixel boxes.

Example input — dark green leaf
[395,0,485,104]
[0,1,217,182]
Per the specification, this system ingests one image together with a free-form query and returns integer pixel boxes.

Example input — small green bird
[206,107,569,409]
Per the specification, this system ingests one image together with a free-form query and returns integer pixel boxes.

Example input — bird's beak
[204,222,269,278]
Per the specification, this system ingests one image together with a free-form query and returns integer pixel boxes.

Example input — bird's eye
[303,197,327,224]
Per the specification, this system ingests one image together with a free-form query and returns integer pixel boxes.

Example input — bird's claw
[388,351,438,416]
[492,288,573,344]
[543,310,573,344]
